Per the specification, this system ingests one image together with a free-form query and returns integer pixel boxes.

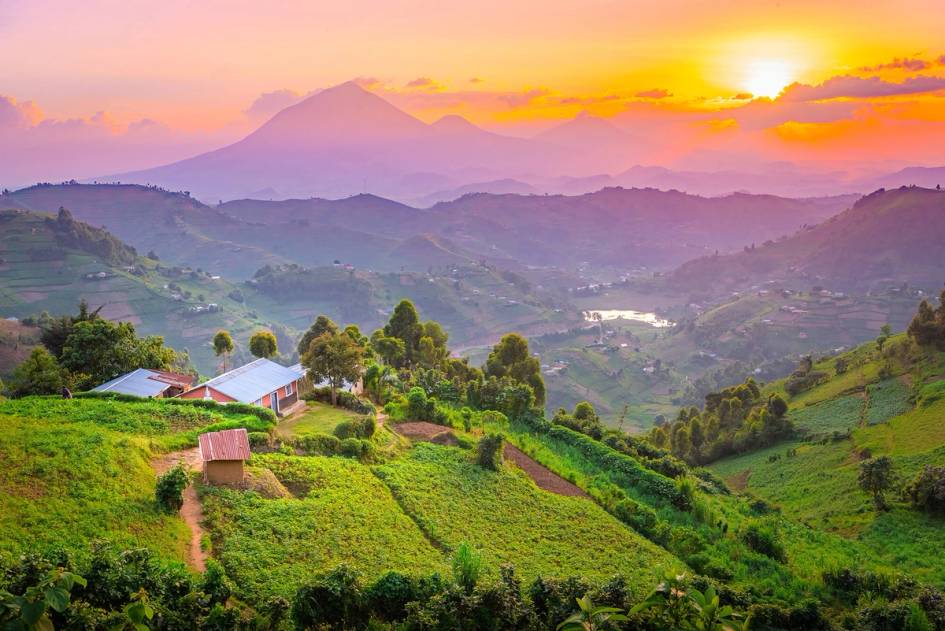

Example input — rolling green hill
[670,186,945,294]
[711,333,945,583]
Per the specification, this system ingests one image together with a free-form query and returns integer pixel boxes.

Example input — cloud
[244,89,303,120]
[779,74,945,102]
[0,95,43,129]
[551,93,622,106]
[352,76,382,89]
[635,88,672,99]
[469,77,484,84]
[859,57,931,72]
[405,76,443,91]
[733,92,754,100]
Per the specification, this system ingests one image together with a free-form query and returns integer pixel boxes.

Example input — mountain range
[98,81,945,203]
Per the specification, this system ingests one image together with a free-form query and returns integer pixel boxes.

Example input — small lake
[583,309,674,328]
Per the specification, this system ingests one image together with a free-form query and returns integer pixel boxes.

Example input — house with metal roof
[289,363,362,395]
[179,358,301,416]
[199,428,251,485]
[92,368,196,398]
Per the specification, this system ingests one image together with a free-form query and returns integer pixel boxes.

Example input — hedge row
[75,390,277,423]
[546,426,688,509]
[303,387,375,415]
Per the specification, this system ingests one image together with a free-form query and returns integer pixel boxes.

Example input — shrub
[292,565,367,631]
[334,416,377,440]
[247,431,271,448]
[740,519,787,563]
[784,370,828,396]
[451,542,482,594]
[340,438,375,461]
[155,464,188,512]
[406,387,436,421]
[293,433,341,456]
[904,465,945,515]
[476,433,505,471]
[612,498,660,539]
[304,387,375,415]
[365,571,417,622]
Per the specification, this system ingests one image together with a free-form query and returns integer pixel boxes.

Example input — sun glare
[744,59,793,99]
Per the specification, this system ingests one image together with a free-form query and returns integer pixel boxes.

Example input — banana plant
[556,595,628,631]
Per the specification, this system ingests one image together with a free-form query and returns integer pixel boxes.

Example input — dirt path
[503,443,588,497]
[391,422,587,497]
[151,448,207,572]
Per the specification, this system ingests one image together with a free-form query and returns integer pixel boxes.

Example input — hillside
[4,183,854,275]
[710,333,945,583]
[670,186,945,294]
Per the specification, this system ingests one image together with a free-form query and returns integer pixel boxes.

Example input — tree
[39,300,102,358]
[859,456,895,511]
[297,315,340,356]
[249,330,278,358]
[371,332,406,367]
[876,323,892,352]
[908,290,945,351]
[383,300,422,365]
[213,330,234,372]
[302,332,363,405]
[60,319,176,388]
[477,433,505,471]
[484,333,546,405]
[155,464,188,512]
[6,347,64,397]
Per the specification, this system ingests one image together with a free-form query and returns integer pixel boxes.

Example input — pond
[582,309,674,328]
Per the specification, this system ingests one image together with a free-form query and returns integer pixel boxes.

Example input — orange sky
[2,0,945,176]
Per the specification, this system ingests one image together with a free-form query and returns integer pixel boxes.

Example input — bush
[340,438,375,462]
[740,519,787,563]
[406,387,436,422]
[547,426,687,508]
[785,370,828,396]
[365,571,417,622]
[155,464,188,512]
[292,565,367,631]
[293,433,341,456]
[334,416,377,440]
[247,431,271,448]
[904,465,945,515]
[477,433,505,471]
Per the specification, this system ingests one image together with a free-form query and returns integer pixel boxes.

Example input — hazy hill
[4,183,855,275]
[669,186,945,293]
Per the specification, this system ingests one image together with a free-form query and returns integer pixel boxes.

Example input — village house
[199,428,251,485]
[180,358,302,416]
[92,368,196,398]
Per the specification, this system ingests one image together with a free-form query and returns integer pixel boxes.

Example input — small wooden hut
[198,428,251,485]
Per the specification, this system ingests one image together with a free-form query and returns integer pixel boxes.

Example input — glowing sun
[744,59,794,99]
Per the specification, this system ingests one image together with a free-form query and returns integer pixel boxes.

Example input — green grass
[864,377,913,425]
[199,453,446,601]
[0,412,189,567]
[788,394,864,435]
[372,443,678,592]
[0,396,274,450]
[275,401,361,439]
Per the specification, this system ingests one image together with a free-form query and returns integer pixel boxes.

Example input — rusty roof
[199,428,251,461]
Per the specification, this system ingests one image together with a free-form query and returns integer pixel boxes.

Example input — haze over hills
[4,182,855,275]
[87,80,945,204]
[668,186,945,294]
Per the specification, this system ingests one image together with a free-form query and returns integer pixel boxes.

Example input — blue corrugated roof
[197,358,299,403]
[93,368,174,397]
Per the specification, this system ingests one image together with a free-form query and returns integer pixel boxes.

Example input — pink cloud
[244,89,303,120]
[406,77,438,89]
[0,95,43,129]
[779,74,945,102]
[635,88,672,99]
[859,57,931,72]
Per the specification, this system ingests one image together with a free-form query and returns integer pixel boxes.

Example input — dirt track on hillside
[152,448,207,572]
[392,422,587,497]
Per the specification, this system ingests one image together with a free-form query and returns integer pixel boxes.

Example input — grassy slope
[200,454,446,602]
[275,401,362,439]
[373,443,678,592]
[0,396,274,567]
[711,335,945,584]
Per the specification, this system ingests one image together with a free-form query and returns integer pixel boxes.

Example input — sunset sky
[2,0,945,184]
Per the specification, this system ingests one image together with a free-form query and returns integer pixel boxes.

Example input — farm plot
[199,454,446,602]
[372,443,676,591]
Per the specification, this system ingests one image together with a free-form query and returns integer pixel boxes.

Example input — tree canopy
[483,333,545,405]
[249,330,278,359]
[302,330,363,405]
